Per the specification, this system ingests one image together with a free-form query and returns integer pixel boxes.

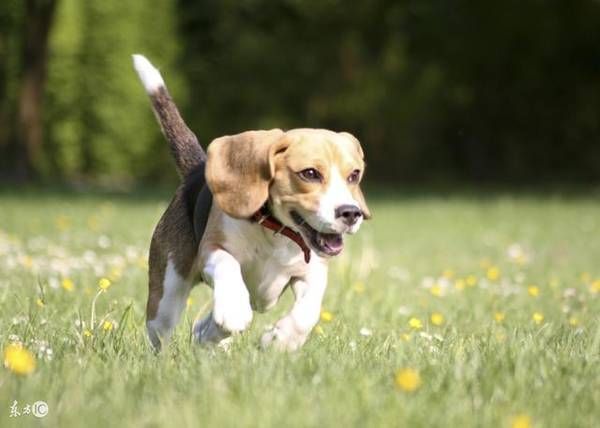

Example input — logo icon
[32,401,48,418]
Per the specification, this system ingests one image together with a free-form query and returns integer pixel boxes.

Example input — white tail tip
[132,54,164,94]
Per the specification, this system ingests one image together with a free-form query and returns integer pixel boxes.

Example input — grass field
[1,188,599,428]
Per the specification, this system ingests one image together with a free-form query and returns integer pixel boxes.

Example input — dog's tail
[132,54,205,178]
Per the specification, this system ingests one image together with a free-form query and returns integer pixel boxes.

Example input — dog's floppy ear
[206,129,287,218]
[339,132,372,220]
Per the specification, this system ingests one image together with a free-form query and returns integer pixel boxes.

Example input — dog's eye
[347,169,361,184]
[298,168,323,183]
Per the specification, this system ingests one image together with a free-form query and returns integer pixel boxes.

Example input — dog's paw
[260,317,309,351]
[213,294,253,334]
[192,313,231,344]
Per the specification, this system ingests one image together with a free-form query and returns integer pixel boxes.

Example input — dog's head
[206,128,371,258]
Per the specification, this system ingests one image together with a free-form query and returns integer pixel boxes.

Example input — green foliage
[3,0,600,183]
[44,0,183,184]
[0,0,24,163]
[0,189,599,426]
[177,0,600,182]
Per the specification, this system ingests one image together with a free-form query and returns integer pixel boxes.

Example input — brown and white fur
[133,55,371,351]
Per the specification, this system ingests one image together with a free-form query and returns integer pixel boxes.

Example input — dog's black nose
[335,205,362,226]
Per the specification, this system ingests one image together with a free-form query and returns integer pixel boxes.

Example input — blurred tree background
[1,0,599,186]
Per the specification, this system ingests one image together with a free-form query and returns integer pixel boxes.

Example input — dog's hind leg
[145,187,201,351]
[146,254,192,350]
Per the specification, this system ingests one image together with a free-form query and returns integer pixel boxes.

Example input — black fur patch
[182,163,213,243]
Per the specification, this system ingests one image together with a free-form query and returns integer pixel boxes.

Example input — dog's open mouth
[290,211,343,257]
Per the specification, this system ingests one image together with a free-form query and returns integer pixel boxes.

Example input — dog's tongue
[321,233,343,253]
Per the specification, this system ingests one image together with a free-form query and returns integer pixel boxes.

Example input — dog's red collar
[251,207,311,264]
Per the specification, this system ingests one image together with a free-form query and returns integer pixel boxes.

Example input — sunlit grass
[1,189,599,427]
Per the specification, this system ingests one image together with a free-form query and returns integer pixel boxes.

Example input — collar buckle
[256,214,269,225]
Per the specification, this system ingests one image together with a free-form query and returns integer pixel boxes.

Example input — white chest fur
[196,213,329,350]
[220,215,312,311]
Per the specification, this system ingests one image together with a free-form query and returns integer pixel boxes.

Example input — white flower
[419,332,433,341]
[98,235,111,249]
[421,276,435,288]
[11,316,27,325]
[387,266,410,281]
[8,334,21,343]
[359,327,372,337]
[48,277,59,289]
[397,306,412,316]
[83,250,97,264]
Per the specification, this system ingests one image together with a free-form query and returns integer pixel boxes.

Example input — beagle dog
[132,55,371,351]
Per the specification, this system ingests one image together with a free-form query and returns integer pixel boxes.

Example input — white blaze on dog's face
[206,128,371,258]
[269,129,371,257]
[313,165,364,234]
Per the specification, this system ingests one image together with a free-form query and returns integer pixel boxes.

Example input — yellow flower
[486,266,500,281]
[102,321,113,331]
[408,317,423,330]
[466,275,478,287]
[568,316,579,327]
[442,269,454,279]
[430,284,443,297]
[55,215,71,231]
[514,254,527,265]
[137,257,149,270]
[36,298,45,308]
[3,344,36,376]
[352,281,365,294]
[549,277,560,288]
[87,215,100,231]
[494,312,506,323]
[320,310,334,322]
[98,278,111,290]
[22,255,33,269]
[511,414,532,428]
[109,267,122,281]
[590,280,600,294]
[83,329,93,338]
[314,325,325,336]
[61,278,74,292]
[454,279,466,291]
[527,285,539,297]
[430,313,444,326]
[186,297,193,308]
[532,312,544,325]
[395,368,421,392]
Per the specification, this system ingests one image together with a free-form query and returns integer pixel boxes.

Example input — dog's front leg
[261,261,328,351]
[194,249,253,344]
